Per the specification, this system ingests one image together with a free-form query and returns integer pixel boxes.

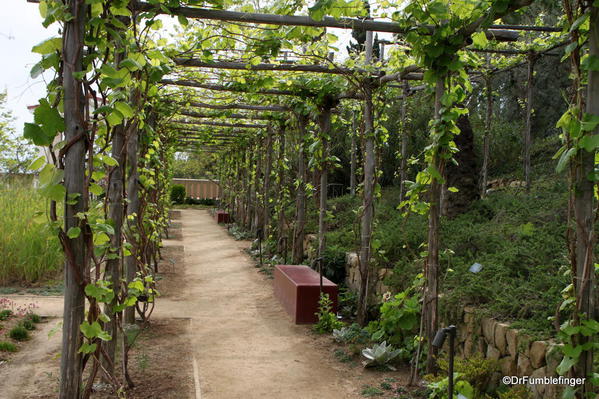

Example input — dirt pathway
[2,209,399,398]
[178,209,365,399]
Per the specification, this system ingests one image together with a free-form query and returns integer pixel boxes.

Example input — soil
[0,209,417,399]
[19,318,195,399]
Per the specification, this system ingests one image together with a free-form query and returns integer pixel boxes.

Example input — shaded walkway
[179,209,361,398]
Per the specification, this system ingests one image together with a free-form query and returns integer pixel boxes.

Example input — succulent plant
[361,341,401,369]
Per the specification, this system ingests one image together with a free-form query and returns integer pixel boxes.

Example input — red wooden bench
[274,265,338,324]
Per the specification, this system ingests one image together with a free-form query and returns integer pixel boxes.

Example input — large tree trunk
[424,78,444,374]
[60,1,87,397]
[357,30,375,326]
[292,115,308,264]
[124,123,140,325]
[575,6,597,396]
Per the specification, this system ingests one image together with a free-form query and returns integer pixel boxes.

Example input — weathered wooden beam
[161,78,298,96]
[173,58,364,75]
[186,101,289,112]
[172,120,267,129]
[179,110,275,120]
[135,2,521,42]
[161,78,364,99]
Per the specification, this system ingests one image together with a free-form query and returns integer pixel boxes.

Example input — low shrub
[9,325,29,341]
[0,309,12,321]
[0,341,17,352]
[169,184,186,204]
[25,313,41,324]
[313,293,343,334]
[22,319,36,331]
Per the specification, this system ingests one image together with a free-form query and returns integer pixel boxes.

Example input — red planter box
[274,265,338,324]
[215,210,230,224]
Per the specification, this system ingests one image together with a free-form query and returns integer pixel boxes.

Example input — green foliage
[170,184,186,204]
[319,176,573,337]
[0,183,62,285]
[360,385,384,397]
[497,385,533,399]
[9,325,29,341]
[0,309,12,321]
[313,293,343,334]
[0,341,17,352]
[0,92,35,174]
[436,355,499,397]
[332,323,369,345]
[25,313,42,324]
[367,275,421,346]
[21,319,36,331]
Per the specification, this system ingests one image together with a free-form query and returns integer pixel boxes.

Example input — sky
[0,0,59,135]
[0,1,386,137]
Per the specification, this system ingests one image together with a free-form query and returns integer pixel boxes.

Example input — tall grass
[0,181,63,285]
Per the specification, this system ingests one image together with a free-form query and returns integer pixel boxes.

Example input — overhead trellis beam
[173,58,365,75]
[186,101,289,112]
[177,111,274,120]
[135,2,521,42]
[171,120,267,129]
[174,59,425,81]
[161,79,298,96]
[161,78,364,99]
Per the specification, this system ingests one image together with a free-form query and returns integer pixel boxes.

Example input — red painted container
[215,210,230,224]
[274,265,338,324]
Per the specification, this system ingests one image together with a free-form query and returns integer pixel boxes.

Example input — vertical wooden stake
[480,74,493,198]
[523,53,536,192]
[398,81,409,206]
[575,6,598,396]
[60,1,87,397]
[124,122,140,325]
[425,78,445,374]
[292,114,308,264]
[350,111,357,197]
[357,30,375,326]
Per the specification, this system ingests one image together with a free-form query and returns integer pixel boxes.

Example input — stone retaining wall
[341,250,564,398]
[459,306,564,398]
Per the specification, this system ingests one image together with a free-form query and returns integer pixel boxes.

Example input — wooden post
[523,53,536,192]
[292,114,308,264]
[60,0,87,397]
[357,30,375,326]
[103,30,128,375]
[350,111,357,197]
[398,81,409,206]
[276,126,287,254]
[317,106,332,285]
[480,74,493,198]
[575,6,598,396]
[252,136,263,236]
[124,122,140,325]
[263,126,273,238]
[425,78,445,373]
